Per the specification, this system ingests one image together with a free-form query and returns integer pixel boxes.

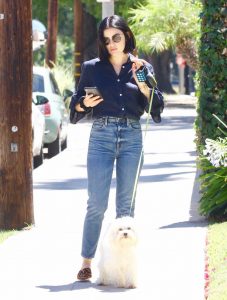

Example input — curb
[164,94,197,109]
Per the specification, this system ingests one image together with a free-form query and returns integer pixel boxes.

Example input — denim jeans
[81,116,143,259]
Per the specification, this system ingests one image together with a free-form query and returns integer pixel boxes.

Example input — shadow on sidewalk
[33,168,196,191]
[140,115,196,131]
[159,220,206,229]
[33,178,88,190]
[33,154,197,191]
[38,281,128,293]
[159,168,207,230]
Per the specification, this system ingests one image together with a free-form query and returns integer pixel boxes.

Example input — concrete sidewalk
[0,100,207,300]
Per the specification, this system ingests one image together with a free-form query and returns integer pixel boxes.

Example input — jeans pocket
[129,120,141,130]
[92,118,105,129]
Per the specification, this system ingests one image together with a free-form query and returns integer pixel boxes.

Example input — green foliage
[199,158,227,220]
[199,116,227,220]
[32,0,74,36]
[32,0,48,25]
[81,0,139,21]
[56,36,74,68]
[51,63,74,94]
[115,0,141,20]
[33,0,142,69]
[33,1,74,69]
[129,0,201,53]
[33,36,74,70]
[206,222,227,300]
[196,0,227,145]
[33,46,46,67]
[51,62,74,112]
[0,230,16,244]
[196,1,227,222]
[57,2,74,37]
[81,0,101,19]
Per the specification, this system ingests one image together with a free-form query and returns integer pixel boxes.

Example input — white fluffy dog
[97,216,138,288]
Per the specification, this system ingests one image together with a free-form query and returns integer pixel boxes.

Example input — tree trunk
[0,0,33,229]
[144,51,176,94]
[83,11,98,61]
[46,0,58,68]
[74,0,83,86]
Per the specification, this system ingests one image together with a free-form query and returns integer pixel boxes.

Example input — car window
[49,73,61,95]
[33,74,44,92]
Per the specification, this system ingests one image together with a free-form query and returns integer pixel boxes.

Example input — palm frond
[129,0,201,54]
[148,32,175,53]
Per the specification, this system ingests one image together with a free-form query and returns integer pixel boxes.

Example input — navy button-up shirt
[70,54,163,122]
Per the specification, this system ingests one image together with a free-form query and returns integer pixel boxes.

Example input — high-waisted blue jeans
[81,116,143,259]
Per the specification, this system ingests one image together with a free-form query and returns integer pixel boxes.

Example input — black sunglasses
[103,33,124,46]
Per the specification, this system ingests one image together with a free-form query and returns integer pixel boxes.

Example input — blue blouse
[70,54,164,123]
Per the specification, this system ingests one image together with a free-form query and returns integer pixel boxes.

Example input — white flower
[203,137,227,167]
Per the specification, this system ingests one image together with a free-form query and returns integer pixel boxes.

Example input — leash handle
[130,87,155,214]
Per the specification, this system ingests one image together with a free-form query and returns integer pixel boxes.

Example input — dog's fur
[97,216,138,288]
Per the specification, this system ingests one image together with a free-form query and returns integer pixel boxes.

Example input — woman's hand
[83,94,103,108]
[75,94,103,112]
[131,59,150,99]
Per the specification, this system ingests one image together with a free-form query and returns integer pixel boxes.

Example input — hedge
[196,0,227,147]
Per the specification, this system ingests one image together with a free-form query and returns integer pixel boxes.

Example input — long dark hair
[98,15,136,61]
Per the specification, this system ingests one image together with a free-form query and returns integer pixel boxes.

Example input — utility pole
[45,0,58,68]
[0,0,33,229]
[74,0,83,86]
[97,0,115,19]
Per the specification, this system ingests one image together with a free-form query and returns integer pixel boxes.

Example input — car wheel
[61,136,67,151]
[33,147,44,168]
[47,134,61,158]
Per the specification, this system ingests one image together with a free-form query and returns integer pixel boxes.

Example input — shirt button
[122,66,125,69]
[119,93,122,96]
[117,79,120,82]
[122,108,125,111]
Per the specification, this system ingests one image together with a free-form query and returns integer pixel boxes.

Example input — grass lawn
[0,230,17,244]
[206,222,227,300]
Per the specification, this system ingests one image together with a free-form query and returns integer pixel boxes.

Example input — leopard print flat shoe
[77,267,92,281]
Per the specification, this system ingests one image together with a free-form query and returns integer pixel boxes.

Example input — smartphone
[84,87,101,97]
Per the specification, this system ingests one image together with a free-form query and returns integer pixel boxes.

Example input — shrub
[196,1,227,146]
[33,35,74,71]
[199,116,227,220]
[196,1,227,221]
[51,63,74,94]
[199,158,227,220]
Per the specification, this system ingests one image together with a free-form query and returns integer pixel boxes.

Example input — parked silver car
[33,66,69,158]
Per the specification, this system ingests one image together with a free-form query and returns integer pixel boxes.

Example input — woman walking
[70,15,163,281]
